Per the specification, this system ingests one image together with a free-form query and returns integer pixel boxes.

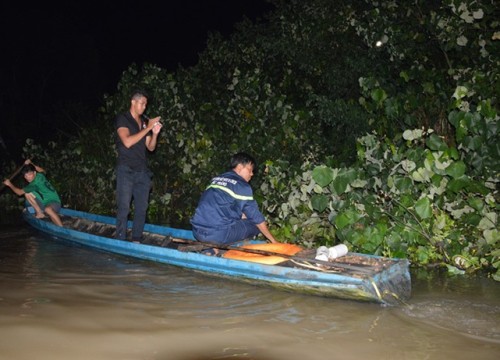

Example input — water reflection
[402,299,499,343]
[0,227,499,360]
[399,270,500,345]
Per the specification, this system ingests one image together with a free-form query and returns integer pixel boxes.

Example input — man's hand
[146,116,162,132]
[152,121,163,134]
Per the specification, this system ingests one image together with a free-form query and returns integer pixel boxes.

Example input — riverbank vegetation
[1,0,498,279]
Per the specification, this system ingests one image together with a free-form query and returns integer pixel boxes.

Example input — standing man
[115,90,162,241]
[191,152,279,245]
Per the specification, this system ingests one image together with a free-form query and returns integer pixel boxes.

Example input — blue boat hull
[23,207,411,304]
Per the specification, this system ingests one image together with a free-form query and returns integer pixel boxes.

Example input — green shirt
[23,173,61,206]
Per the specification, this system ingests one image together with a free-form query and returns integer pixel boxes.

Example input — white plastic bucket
[328,244,348,259]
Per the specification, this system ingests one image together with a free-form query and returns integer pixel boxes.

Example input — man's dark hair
[21,164,36,176]
[130,89,149,101]
[230,152,256,170]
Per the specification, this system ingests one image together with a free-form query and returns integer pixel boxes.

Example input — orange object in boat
[223,243,303,265]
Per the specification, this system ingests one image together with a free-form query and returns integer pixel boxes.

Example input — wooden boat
[22,207,411,305]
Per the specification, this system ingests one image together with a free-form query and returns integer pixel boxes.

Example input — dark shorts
[34,198,61,213]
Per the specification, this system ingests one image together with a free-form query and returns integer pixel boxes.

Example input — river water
[0,225,499,360]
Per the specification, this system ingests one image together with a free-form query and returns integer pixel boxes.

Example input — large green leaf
[334,212,352,230]
[426,134,448,151]
[394,176,412,192]
[415,197,432,219]
[363,227,382,253]
[478,212,497,231]
[371,88,387,104]
[445,161,466,179]
[467,197,484,212]
[463,213,482,226]
[334,209,361,230]
[312,166,334,187]
[332,168,357,195]
[448,110,464,127]
[399,194,414,208]
[483,229,499,245]
[342,168,359,183]
[447,147,460,160]
[447,176,470,193]
[311,194,329,212]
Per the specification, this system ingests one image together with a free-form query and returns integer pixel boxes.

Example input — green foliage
[261,125,498,277]
[352,0,499,142]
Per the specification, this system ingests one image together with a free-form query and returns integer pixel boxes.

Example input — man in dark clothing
[191,152,278,245]
[114,90,162,241]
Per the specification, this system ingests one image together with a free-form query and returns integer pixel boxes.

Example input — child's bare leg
[25,193,46,218]
[45,206,63,227]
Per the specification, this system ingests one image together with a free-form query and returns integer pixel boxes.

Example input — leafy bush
[261,124,498,279]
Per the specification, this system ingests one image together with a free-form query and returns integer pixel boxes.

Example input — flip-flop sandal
[201,248,217,256]
[201,248,222,257]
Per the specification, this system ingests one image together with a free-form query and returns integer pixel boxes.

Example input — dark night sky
[1,1,274,158]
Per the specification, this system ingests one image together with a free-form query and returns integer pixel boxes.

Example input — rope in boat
[289,259,345,273]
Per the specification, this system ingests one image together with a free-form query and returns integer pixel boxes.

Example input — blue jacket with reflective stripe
[190,170,265,229]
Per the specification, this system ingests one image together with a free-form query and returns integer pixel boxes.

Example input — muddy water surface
[0,227,498,360]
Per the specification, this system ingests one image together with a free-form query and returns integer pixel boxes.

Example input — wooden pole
[0,163,25,193]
